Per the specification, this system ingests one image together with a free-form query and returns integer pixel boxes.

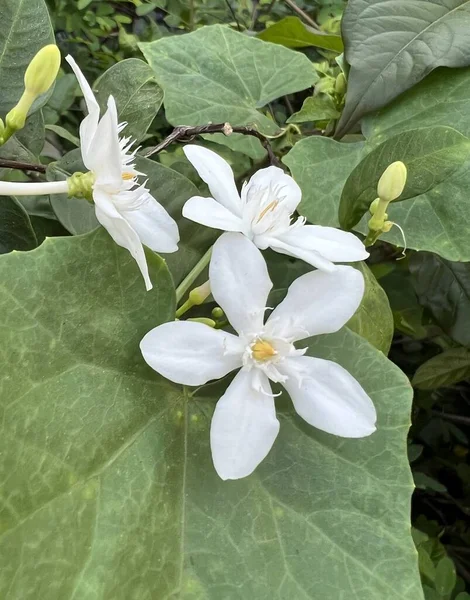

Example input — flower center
[251,339,277,362]
[122,172,134,181]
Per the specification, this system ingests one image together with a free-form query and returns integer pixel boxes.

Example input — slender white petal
[210,369,280,480]
[87,96,122,189]
[267,266,364,341]
[93,189,152,291]
[261,234,338,272]
[65,55,100,167]
[183,196,244,232]
[279,356,376,438]
[270,225,369,264]
[210,233,272,335]
[183,145,242,216]
[242,166,301,213]
[140,321,244,385]
[118,189,179,253]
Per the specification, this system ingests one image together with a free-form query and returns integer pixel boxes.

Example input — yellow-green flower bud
[189,280,211,306]
[377,161,407,203]
[211,307,224,320]
[24,45,61,97]
[335,73,346,96]
[187,317,216,328]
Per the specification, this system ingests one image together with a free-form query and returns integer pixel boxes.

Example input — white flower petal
[87,96,122,188]
[66,55,100,166]
[272,225,369,265]
[267,265,364,341]
[262,234,338,272]
[93,189,152,291]
[183,145,242,216]
[183,196,244,232]
[279,356,376,438]
[118,189,180,253]
[210,233,272,335]
[242,166,301,213]
[140,321,244,385]
[210,369,280,480]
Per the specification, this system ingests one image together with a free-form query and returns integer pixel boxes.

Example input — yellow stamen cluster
[122,172,134,181]
[251,339,276,362]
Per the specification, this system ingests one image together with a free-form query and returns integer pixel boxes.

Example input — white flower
[140,232,376,480]
[66,55,179,291]
[182,145,368,271]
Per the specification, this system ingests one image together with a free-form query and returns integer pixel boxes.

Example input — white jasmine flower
[182,145,368,271]
[140,232,376,480]
[66,55,179,290]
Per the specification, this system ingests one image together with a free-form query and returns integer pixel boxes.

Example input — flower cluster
[0,49,377,481]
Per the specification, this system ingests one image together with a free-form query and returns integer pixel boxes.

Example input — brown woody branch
[142,123,282,167]
[0,158,47,173]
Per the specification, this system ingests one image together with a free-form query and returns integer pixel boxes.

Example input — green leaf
[410,252,470,347]
[0,235,422,598]
[287,94,340,124]
[0,196,37,253]
[139,25,317,158]
[46,124,80,146]
[283,136,365,227]
[413,348,470,389]
[0,112,45,163]
[0,0,54,115]
[337,0,470,137]
[339,127,470,230]
[435,556,457,597]
[456,593,470,600]
[46,149,99,235]
[414,472,447,493]
[94,58,163,142]
[257,16,343,52]
[347,262,393,354]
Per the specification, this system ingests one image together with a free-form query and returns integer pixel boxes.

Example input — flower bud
[211,307,224,319]
[189,280,211,305]
[335,73,346,96]
[377,161,407,203]
[24,45,61,97]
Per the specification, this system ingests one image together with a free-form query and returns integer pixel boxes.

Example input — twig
[224,0,241,31]
[283,0,321,30]
[143,122,282,167]
[0,158,46,174]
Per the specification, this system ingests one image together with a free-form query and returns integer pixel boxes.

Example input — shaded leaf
[339,127,470,230]
[94,58,163,142]
[413,348,470,389]
[0,196,37,253]
[337,0,470,137]
[410,252,470,347]
[347,262,393,354]
[435,556,457,597]
[257,16,343,52]
[0,0,54,115]
[139,25,317,158]
[287,94,340,124]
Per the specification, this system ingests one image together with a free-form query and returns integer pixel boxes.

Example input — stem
[0,179,69,196]
[283,0,321,30]
[143,122,282,167]
[175,246,213,304]
[0,158,47,173]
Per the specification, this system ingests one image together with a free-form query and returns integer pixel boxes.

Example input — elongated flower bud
[24,45,61,97]
[377,161,407,203]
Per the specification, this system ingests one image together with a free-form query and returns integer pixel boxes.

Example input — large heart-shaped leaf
[337,0,470,137]
[339,126,470,230]
[0,230,422,598]
[257,16,343,52]
[0,0,54,116]
[94,59,163,142]
[139,25,317,158]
